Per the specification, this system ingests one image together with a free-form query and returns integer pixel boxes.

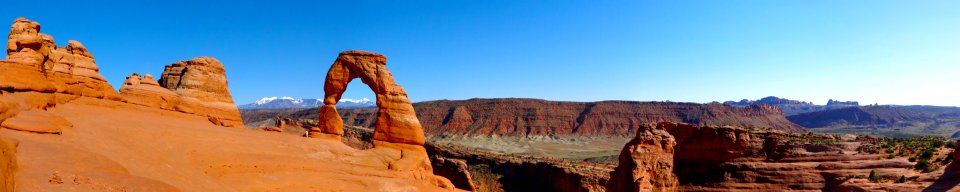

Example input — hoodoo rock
[1,18,119,99]
[158,57,244,128]
[607,123,679,192]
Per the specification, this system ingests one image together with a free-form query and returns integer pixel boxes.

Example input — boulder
[158,57,243,128]
[607,123,679,192]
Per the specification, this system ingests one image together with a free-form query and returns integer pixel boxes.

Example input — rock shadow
[923,163,960,192]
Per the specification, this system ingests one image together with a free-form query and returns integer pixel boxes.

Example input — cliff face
[325,98,803,138]
[418,99,804,136]
[426,143,609,192]
[660,122,788,185]
[606,122,957,192]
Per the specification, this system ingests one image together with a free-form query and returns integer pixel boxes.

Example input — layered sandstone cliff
[603,122,957,192]
[256,98,804,138]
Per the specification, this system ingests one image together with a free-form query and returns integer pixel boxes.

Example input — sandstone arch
[310,50,426,146]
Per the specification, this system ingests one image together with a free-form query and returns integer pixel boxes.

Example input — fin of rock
[157,57,244,128]
[1,17,119,100]
[0,17,116,133]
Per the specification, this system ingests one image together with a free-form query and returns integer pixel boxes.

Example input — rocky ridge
[725,96,859,116]
[247,98,805,137]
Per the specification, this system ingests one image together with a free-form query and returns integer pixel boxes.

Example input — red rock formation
[1,17,119,100]
[0,18,455,191]
[119,73,185,111]
[663,122,784,163]
[0,110,71,134]
[309,50,451,189]
[158,57,244,128]
[656,122,790,185]
[607,123,679,192]
[431,156,477,191]
[311,50,427,146]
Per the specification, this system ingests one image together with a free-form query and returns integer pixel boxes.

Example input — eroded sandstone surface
[0,18,456,192]
[158,57,245,128]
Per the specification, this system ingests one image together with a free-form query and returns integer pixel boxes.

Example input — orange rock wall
[607,123,679,192]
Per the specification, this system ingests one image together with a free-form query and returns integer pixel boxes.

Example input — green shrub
[915,159,932,172]
[887,153,895,159]
[868,170,880,182]
[909,156,917,162]
[920,149,936,160]
[895,175,906,183]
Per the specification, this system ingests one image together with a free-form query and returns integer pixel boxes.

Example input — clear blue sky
[3,1,959,106]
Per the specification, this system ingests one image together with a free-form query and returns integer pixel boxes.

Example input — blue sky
[2,1,959,106]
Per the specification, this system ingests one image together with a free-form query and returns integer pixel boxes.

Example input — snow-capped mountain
[238,97,374,109]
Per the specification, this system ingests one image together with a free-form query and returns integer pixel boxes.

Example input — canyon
[2,16,958,192]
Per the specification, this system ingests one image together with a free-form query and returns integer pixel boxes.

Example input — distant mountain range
[238,97,375,109]
[723,96,859,116]
[787,105,960,138]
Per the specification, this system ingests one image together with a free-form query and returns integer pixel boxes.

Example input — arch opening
[310,50,426,149]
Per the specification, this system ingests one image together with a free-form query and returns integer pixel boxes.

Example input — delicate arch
[310,50,425,146]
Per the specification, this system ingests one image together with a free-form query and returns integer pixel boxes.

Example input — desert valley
[2,2,960,192]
